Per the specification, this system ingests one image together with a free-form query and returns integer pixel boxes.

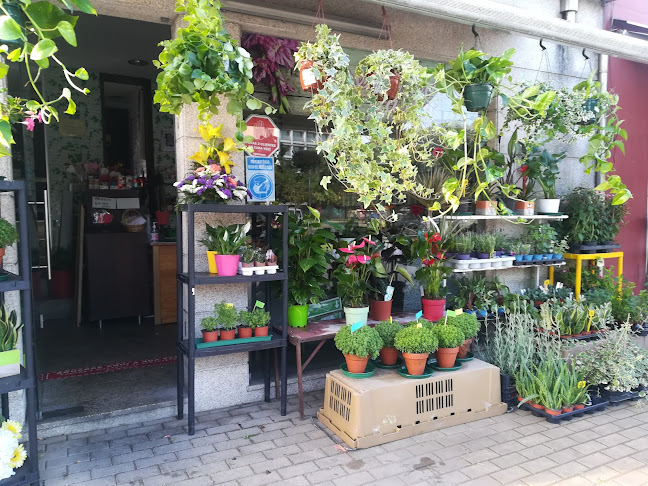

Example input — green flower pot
[288,304,308,328]
[463,83,494,112]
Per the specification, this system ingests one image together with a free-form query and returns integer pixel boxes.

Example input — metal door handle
[43,189,52,280]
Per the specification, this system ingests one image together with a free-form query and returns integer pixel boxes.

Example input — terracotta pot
[544,408,562,416]
[517,395,523,402]
[202,330,218,343]
[457,338,473,359]
[344,354,369,374]
[375,73,401,101]
[379,347,399,366]
[421,297,445,322]
[238,327,253,339]
[241,262,254,268]
[529,401,544,410]
[370,299,392,321]
[574,404,586,410]
[562,405,574,413]
[514,200,535,216]
[475,200,497,216]
[402,352,429,375]
[254,326,269,337]
[436,347,459,368]
[581,331,592,336]
[0,247,5,267]
[220,329,236,341]
[254,261,265,267]
[299,60,325,92]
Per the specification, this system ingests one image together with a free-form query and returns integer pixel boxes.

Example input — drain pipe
[595,53,609,187]
[560,0,579,22]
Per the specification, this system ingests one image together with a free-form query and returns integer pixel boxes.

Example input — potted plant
[431,323,465,368]
[356,49,424,102]
[214,301,238,340]
[474,234,496,259]
[369,242,413,321]
[200,222,250,277]
[454,234,473,261]
[334,235,387,327]
[411,231,452,321]
[0,219,18,268]
[239,246,255,276]
[394,324,438,375]
[557,188,603,249]
[510,241,524,263]
[293,24,349,93]
[334,324,383,374]
[237,311,254,338]
[253,248,266,275]
[447,313,480,359]
[200,317,219,343]
[375,320,404,365]
[285,208,336,327]
[0,305,22,378]
[524,148,566,214]
[241,307,271,337]
[552,238,569,261]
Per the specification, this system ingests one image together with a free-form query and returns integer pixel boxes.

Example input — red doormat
[38,356,177,381]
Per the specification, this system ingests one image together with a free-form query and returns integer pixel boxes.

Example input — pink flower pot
[214,254,240,277]
[421,298,445,322]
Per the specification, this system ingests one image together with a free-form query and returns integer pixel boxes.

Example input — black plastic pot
[500,373,517,406]
[464,83,494,112]
[457,198,474,215]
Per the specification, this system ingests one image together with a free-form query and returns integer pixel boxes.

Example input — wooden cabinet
[152,243,177,325]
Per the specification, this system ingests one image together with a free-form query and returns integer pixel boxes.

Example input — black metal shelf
[0,367,35,395]
[178,271,287,285]
[176,204,289,436]
[178,331,287,358]
[0,272,30,293]
[0,184,39,485]
[178,203,290,213]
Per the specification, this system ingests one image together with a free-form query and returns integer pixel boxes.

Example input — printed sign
[243,115,280,157]
[92,197,115,209]
[255,301,265,309]
[246,156,275,202]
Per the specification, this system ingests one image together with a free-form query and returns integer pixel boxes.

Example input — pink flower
[25,117,35,132]
[362,237,376,246]
[339,247,354,254]
[23,110,43,132]
[348,255,358,264]
[356,255,371,264]
[195,167,205,173]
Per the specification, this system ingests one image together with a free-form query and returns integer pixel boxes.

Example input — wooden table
[287,312,419,419]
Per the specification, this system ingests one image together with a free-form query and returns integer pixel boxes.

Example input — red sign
[244,115,280,157]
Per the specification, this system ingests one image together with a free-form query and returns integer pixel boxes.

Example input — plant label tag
[415,311,423,320]
[446,310,457,317]
[350,321,364,333]
[226,303,234,308]
[520,289,526,294]
[416,323,423,329]
[455,309,463,315]
[389,316,393,323]
[596,258,604,268]
[588,310,595,318]
[419,286,424,297]
[255,301,265,309]
[384,286,394,302]
[544,279,551,287]
[301,67,316,86]
[556,282,563,289]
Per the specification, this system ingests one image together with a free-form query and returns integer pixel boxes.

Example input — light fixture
[222,0,383,38]
[128,59,149,67]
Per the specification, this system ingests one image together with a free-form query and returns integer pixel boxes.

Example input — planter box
[0,349,20,378]
[318,359,506,448]
[195,336,271,349]
[518,400,609,424]
[568,243,621,254]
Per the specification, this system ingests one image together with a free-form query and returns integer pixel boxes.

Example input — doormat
[38,356,177,381]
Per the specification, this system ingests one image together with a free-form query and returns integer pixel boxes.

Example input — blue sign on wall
[246,156,275,202]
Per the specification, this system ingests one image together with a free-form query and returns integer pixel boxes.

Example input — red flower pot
[238,327,253,339]
[457,338,473,359]
[379,347,399,366]
[254,326,269,337]
[421,297,445,322]
[574,404,586,410]
[402,352,429,375]
[544,408,562,416]
[529,401,544,410]
[562,406,574,413]
[436,347,459,368]
[220,329,236,341]
[202,330,218,343]
[370,299,392,321]
[344,354,369,374]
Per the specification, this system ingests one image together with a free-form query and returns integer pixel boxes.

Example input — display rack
[548,251,623,299]
[0,180,39,486]
[175,204,289,435]
[444,214,569,221]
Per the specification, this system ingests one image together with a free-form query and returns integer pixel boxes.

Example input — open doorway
[11,13,179,422]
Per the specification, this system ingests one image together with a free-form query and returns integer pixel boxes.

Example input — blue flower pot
[532,254,543,261]
[553,254,563,260]
[543,254,552,260]
[514,255,523,262]
[523,255,533,261]
[497,307,506,315]
[477,309,488,317]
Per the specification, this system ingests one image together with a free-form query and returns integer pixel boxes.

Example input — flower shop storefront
[0,0,647,456]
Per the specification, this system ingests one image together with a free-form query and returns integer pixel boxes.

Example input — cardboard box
[318,359,507,448]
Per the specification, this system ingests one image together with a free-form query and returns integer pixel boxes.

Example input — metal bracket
[582,48,590,60]
[540,39,546,51]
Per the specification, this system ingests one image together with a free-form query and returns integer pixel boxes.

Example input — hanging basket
[463,83,494,112]
[299,61,325,93]
[121,209,146,233]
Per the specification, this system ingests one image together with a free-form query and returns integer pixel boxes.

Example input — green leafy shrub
[239,308,271,329]
[431,324,464,348]
[0,219,18,249]
[201,317,218,332]
[394,325,438,354]
[334,325,383,359]
[214,301,239,330]
[447,314,480,340]
[374,320,403,348]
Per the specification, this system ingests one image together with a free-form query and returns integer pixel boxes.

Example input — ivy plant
[153,0,273,139]
[0,0,95,156]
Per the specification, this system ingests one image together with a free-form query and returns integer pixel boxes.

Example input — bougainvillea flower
[362,237,376,246]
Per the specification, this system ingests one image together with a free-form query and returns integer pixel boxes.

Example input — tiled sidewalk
[39,392,648,486]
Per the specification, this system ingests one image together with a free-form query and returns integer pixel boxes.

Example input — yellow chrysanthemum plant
[189,123,251,175]
[0,420,26,480]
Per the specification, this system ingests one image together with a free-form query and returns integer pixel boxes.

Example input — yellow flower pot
[207,251,218,274]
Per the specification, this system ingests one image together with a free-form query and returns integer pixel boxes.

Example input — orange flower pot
[238,327,253,339]
[457,338,473,359]
[402,352,429,375]
[370,299,392,321]
[202,330,218,343]
[379,347,399,366]
[220,329,236,341]
[299,61,325,92]
[254,326,269,337]
[436,347,459,368]
[344,354,369,374]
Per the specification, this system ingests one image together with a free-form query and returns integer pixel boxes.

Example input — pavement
[38,391,648,486]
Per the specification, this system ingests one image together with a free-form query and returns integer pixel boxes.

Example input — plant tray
[0,271,9,282]
[341,362,376,379]
[592,389,643,406]
[397,365,434,379]
[518,400,609,424]
[195,335,272,349]
[456,352,475,362]
[372,357,403,369]
[536,212,563,216]
[430,361,462,372]
[568,243,621,254]
[560,333,601,342]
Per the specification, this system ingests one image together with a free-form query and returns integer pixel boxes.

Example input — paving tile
[521,470,563,486]
[489,465,529,484]
[610,469,648,486]
[520,457,558,475]
[607,456,644,474]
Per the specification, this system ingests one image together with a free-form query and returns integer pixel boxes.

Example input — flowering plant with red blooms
[411,230,452,299]
[333,236,387,307]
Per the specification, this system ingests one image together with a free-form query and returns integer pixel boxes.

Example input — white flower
[0,463,14,480]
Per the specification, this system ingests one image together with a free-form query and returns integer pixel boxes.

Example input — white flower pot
[536,199,561,214]
[344,306,370,326]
